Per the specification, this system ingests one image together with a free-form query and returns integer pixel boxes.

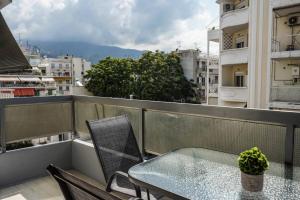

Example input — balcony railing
[219,86,248,102]
[272,36,300,53]
[220,7,249,29]
[220,47,248,65]
[1,95,300,192]
[270,86,300,102]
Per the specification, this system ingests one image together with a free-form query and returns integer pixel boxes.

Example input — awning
[41,77,55,82]
[13,88,35,97]
[0,12,30,73]
[19,77,41,82]
[0,0,12,10]
[0,76,19,82]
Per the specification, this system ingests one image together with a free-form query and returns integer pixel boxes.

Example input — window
[66,86,70,91]
[59,86,63,91]
[202,77,206,86]
[235,72,245,87]
[59,64,63,69]
[66,64,70,69]
[236,36,246,48]
[66,80,70,84]
[215,76,219,83]
[51,63,55,68]
[236,42,244,48]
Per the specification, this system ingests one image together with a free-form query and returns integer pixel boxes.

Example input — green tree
[85,57,136,98]
[85,51,196,103]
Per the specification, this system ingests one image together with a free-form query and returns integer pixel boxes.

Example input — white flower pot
[241,171,264,192]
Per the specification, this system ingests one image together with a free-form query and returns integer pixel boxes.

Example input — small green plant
[238,147,269,175]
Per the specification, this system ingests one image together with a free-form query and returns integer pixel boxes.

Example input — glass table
[128,148,300,200]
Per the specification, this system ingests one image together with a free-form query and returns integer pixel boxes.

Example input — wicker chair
[86,115,159,200]
[47,164,141,200]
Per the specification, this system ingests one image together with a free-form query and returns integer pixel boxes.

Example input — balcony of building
[208,56,219,69]
[208,84,218,98]
[220,64,248,103]
[271,0,300,9]
[220,25,248,65]
[270,59,300,110]
[1,95,300,199]
[208,27,220,43]
[271,4,300,60]
[219,0,249,29]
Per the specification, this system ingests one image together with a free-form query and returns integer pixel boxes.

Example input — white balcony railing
[208,28,220,42]
[271,37,300,59]
[271,0,300,9]
[220,86,248,102]
[220,7,249,29]
[220,47,248,65]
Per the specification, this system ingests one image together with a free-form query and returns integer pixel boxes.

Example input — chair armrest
[106,171,141,198]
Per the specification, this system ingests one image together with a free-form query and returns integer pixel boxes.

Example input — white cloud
[3,0,219,53]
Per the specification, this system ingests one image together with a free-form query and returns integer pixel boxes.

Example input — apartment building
[207,27,220,105]
[39,55,91,95]
[177,49,219,104]
[0,75,56,98]
[214,0,300,110]
[270,0,300,110]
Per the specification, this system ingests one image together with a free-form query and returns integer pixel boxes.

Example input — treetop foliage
[85,51,196,103]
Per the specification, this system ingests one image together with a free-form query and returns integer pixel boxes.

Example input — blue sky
[3,0,219,53]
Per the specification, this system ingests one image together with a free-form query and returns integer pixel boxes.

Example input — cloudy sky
[3,0,219,53]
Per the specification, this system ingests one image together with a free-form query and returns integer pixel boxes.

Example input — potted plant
[238,147,269,192]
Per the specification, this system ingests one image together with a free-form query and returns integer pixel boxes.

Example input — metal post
[71,98,77,139]
[285,124,295,165]
[138,108,144,155]
[0,104,6,153]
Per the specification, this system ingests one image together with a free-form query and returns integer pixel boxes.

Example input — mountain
[28,41,144,64]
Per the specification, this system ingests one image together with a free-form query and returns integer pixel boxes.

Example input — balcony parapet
[220,7,249,29]
[220,86,248,102]
[270,0,300,9]
[208,28,220,42]
[220,47,248,65]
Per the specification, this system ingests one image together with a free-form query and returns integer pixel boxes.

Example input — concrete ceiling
[274,4,300,17]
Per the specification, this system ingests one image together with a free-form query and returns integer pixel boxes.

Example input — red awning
[13,88,35,97]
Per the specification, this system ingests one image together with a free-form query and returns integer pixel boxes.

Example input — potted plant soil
[238,147,269,192]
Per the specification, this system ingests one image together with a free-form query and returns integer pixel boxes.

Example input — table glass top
[129,148,300,200]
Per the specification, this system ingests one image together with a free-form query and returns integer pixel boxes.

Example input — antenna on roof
[176,41,182,50]
[194,42,199,50]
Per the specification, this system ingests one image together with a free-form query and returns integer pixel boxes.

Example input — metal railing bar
[0,103,5,153]
[73,95,300,127]
[0,95,73,105]
[285,124,295,165]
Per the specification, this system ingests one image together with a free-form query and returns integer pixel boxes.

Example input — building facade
[0,75,56,98]
[214,0,300,110]
[38,55,91,95]
[207,27,220,105]
[177,49,219,104]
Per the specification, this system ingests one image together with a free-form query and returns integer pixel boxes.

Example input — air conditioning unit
[292,66,300,77]
[223,3,234,12]
[288,15,300,26]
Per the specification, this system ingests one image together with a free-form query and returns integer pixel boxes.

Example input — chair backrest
[47,164,121,200]
[86,115,143,182]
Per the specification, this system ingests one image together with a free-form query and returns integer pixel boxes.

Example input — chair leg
[134,185,142,198]
[146,189,150,200]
